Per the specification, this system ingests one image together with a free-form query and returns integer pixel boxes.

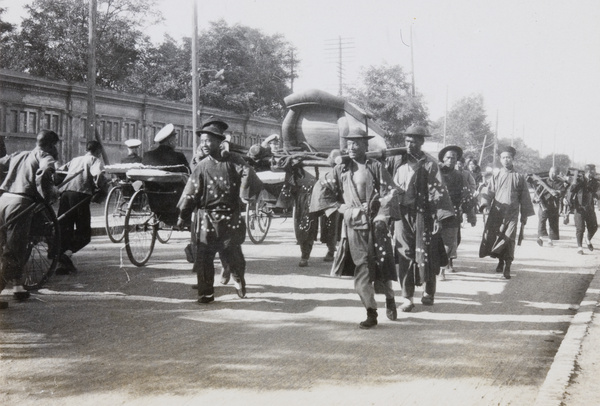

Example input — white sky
[4,0,600,165]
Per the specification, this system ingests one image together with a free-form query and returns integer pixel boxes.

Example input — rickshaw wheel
[246,196,271,244]
[105,185,126,243]
[23,202,60,290]
[124,190,157,266]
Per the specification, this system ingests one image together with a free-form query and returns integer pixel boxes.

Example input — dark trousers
[538,207,560,240]
[58,191,91,254]
[193,243,245,297]
[0,194,35,286]
[574,206,598,247]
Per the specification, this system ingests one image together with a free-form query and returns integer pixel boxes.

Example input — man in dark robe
[0,130,60,308]
[310,128,400,329]
[479,146,535,279]
[532,166,568,247]
[438,145,477,280]
[177,119,262,303]
[568,164,600,254]
[387,125,455,312]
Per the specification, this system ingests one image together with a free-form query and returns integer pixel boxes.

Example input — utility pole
[492,110,499,168]
[324,37,354,97]
[410,25,415,97]
[86,0,97,143]
[191,0,199,154]
[290,49,295,92]
[443,85,448,146]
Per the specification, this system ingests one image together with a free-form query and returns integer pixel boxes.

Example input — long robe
[479,167,535,261]
[310,158,399,282]
[387,153,454,286]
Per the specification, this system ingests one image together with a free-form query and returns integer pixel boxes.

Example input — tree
[0,0,162,89]
[345,64,428,146]
[539,153,571,175]
[0,7,15,45]
[126,20,296,119]
[196,20,296,119]
[125,34,191,101]
[433,94,495,164]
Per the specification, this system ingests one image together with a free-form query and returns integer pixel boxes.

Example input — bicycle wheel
[124,190,157,266]
[156,222,173,244]
[23,202,60,290]
[246,196,271,244]
[105,185,126,243]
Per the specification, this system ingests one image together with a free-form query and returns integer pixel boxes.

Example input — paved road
[1,212,599,405]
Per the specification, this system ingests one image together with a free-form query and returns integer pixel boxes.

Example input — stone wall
[0,69,281,164]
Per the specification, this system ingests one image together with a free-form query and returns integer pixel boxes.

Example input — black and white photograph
[1,0,599,405]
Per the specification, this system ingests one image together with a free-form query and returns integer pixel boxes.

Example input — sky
[3,0,600,165]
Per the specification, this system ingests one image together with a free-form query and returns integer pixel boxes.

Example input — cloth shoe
[198,295,214,304]
[577,247,584,255]
[495,259,505,273]
[386,299,397,321]
[503,261,512,279]
[537,237,543,247]
[439,268,446,281]
[359,308,378,329]
[421,295,434,306]
[323,251,335,262]
[234,277,246,298]
[547,239,553,247]
[298,259,308,267]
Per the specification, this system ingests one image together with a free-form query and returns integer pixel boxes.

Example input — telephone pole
[86,0,97,142]
[191,0,199,153]
[324,37,354,96]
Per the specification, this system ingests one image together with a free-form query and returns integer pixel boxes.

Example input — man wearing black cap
[438,145,477,280]
[0,130,60,308]
[177,119,262,303]
[479,146,535,278]
[386,125,455,312]
[143,123,189,172]
[568,164,599,254]
[310,128,400,329]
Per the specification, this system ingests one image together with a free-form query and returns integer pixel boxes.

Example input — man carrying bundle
[310,128,400,329]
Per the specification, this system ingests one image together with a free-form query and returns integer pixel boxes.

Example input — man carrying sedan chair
[177,119,262,304]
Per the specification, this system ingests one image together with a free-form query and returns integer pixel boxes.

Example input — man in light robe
[479,146,535,279]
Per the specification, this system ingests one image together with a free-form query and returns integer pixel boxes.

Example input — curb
[533,265,600,406]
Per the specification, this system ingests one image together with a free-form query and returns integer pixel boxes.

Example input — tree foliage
[539,153,571,176]
[129,20,296,118]
[0,7,15,45]
[345,64,428,146]
[0,0,161,87]
[433,94,495,164]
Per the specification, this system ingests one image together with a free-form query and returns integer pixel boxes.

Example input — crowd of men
[0,122,598,328]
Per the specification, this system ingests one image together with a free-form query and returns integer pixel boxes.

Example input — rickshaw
[120,165,189,266]
[104,164,174,245]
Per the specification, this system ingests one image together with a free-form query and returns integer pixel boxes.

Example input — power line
[324,36,354,96]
